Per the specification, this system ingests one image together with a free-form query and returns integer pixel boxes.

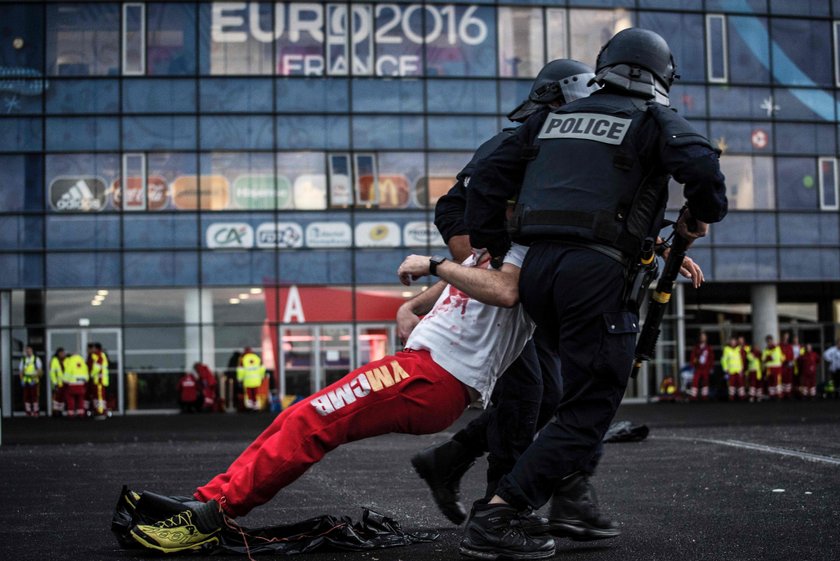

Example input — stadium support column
[751,284,778,345]
[185,289,216,372]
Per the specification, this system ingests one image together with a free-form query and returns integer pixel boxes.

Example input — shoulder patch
[538,113,632,146]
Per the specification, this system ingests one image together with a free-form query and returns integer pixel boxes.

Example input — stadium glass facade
[1,0,839,415]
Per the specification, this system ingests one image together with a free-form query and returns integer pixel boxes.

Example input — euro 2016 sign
[212,2,489,77]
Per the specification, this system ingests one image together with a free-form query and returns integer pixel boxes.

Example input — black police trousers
[453,330,563,497]
[494,242,638,510]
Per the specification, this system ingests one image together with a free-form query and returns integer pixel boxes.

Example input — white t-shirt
[405,243,535,404]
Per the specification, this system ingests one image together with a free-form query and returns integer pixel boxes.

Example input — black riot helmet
[507,59,599,122]
[590,28,677,105]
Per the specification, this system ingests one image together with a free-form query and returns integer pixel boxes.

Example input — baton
[630,232,690,379]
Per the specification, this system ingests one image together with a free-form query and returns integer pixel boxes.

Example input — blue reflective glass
[351,79,423,112]
[773,88,836,122]
[200,116,273,150]
[425,5,497,77]
[775,123,836,156]
[355,249,410,283]
[498,79,532,116]
[711,212,776,245]
[727,16,771,85]
[0,5,45,71]
[775,158,818,210]
[46,252,121,288]
[200,251,276,285]
[147,3,197,75]
[276,250,352,284]
[0,216,42,249]
[780,248,840,280]
[778,213,840,247]
[427,79,497,114]
[568,0,634,7]
[352,116,424,149]
[708,120,771,154]
[277,116,349,149]
[707,86,772,119]
[769,0,829,17]
[276,79,350,113]
[638,12,705,83]
[46,3,120,76]
[123,251,199,286]
[669,85,707,118]
[0,253,42,288]
[0,117,42,152]
[123,79,196,113]
[200,78,273,112]
[0,81,44,115]
[46,117,119,151]
[706,0,767,13]
[45,215,120,249]
[639,0,702,8]
[771,18,831,88]
[123,215,199,249]
[122,116,197,150]
[427,116,498,150]
[46,79,118,114]
[0,155,43,211]
[714,248,777,281]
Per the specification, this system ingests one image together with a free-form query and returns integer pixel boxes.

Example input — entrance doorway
[46,329,123,416]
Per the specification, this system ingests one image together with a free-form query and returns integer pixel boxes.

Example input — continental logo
[171,175,230,210]
[310,360,411,416]
[538,113,632,145]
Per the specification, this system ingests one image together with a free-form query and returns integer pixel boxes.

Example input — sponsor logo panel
[355,221,400,247]
[172,175,230,210]
[206,223,254,249]
[111,176,169,211]
[49,176,108,212]
[232,175,293,210]
[403,221,445,247]
[305,222,352,248]
[256,222,304,249]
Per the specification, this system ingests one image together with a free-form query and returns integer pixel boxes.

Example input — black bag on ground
[112,486,438,555]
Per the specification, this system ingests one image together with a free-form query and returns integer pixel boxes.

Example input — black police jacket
[465,90,728,259]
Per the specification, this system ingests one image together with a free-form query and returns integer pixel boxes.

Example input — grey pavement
[1,400,839,561]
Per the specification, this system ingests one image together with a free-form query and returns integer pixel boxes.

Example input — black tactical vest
[510,93,668,259]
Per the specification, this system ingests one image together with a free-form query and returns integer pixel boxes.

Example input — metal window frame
[818,157,839,211]
[122,3,146,76]
[834,22,840,88]
[705,14,728,84]
[121,152,147,211]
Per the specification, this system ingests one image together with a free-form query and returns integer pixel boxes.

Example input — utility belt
[535,238,630,268]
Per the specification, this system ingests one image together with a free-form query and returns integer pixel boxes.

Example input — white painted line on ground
[656,436,840,466]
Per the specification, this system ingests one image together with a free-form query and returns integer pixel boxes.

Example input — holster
[624,259,659,313]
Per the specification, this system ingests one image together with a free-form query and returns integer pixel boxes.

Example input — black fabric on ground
[112,486,438,555]
[602,420,649,443]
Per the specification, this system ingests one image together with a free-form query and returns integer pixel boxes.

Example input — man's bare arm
[396,281,447,342]
[397,254,520,308]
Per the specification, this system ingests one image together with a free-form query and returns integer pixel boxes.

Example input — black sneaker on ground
[411,440,479,525]
[460,502,555,560]
[130,499,225,553]
[548,474,620,541]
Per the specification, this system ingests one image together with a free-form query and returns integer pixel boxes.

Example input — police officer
[460,28,728,559]
[409,59,619,540]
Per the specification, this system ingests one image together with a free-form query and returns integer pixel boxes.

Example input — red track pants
[195,350,471,517]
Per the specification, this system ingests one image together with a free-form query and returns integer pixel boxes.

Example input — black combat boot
[411,440,480,525]
[548,473,620,541]
[460,502,556,560]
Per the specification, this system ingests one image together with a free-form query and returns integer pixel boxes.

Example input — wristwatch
[429,255,447,276]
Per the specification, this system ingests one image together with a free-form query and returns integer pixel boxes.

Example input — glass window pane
[200,249,276,286]
[45,153,119,213]
[276,152,326,210]
[46,79,118,114]
[715,248,777,281]
[427,79,497,114]
[0,117,43,152]
[123,251,199,286]
[775,157,818,210]
[770,0,829,17]
[0,155,43,212]
[352,116,424,150]
[148,152,197,212]
[122,78,196,113]
[123,215,199,249]
[147,3,196,75]
[199,115,273,150]
[638,12,706,83]
[46,252,122,288]
[378,152,425,209]
[569,9,633,69]
[123,3,145,75]
[200,152,278,210]
[819,157,839,209]
[771,18,832,88]
[276,78,349,113]
[426,5,496,76]
[276,116,349,150]
[200,2,274,75]
[711,212,776,246]
[1,4,45,71]
[778,213,840,247]
[200,78,273,112]
[373,3,424,77]
[717,155,775,210]
[45,215,120,249]
[727,16,770,85]
[775,123,836,156]
[47,3,120,76]
[707,86,771,119]
[780,248,840,280]
[45,289,122,326]
[706,15,727,82]
[125,326,188,409]
[277,3,324,76]
[351,79,423,112]
[0,254,43,288]
[498,7,544,78]
[124,288,189,324]
[426,116,500,150]
[46,117,119,152]
[546,9,567,61]
[0,216,42,249]
[708,120,772,154]
[122,115,197,151]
